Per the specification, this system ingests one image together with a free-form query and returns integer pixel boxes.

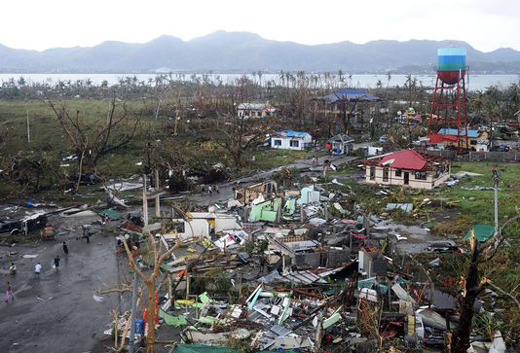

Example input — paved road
[0,217,129,353]
[183,154,359,206]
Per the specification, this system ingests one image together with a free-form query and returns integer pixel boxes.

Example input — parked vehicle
[0,214,47,236]
[0,220,22,235]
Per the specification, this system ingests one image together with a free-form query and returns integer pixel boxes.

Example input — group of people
[100,214,110,226]
[4,240,71,303]
[202,185,220,194]
[5,215,104,305]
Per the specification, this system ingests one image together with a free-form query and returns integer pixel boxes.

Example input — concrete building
[363,149,451,190]
[237,103,277,119]
[164,212,241,240]
[270,130,314,151]
[430,128,489,151]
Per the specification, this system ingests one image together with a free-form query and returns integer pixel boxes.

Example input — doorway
[404,172,409,185]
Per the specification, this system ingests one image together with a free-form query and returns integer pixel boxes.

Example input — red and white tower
[427,47,469,152]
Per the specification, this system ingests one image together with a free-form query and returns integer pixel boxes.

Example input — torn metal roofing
[281,270,327,284]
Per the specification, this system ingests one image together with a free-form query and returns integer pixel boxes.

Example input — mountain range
[1,31,520,74]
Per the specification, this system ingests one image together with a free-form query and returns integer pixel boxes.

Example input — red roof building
[426,134,458,145]
[362,149,451,190]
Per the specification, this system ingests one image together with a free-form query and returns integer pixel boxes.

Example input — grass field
[435,162,520,238]
[332,161,520,239]
[0,98,329,198]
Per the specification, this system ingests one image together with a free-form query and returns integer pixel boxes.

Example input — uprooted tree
[46,94,140,192]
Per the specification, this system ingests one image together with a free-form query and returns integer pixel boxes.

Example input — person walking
[9,263,16,275]
[54,256,61,272]
[207,186,213,194]
[5,282,14,303]
[116,236,122,257]
[83,226,90,243]
[62,241,69,255]
[35,262,42,278]
[215,185,220,194]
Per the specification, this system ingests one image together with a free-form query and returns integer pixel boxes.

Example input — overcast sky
[2,0,519,52]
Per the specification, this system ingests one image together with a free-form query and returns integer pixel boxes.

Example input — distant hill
[1,31,520,74]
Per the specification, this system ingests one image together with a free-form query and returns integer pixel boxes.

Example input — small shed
[327,134,355,155]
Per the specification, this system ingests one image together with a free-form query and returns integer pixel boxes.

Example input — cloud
[1,0,519,51]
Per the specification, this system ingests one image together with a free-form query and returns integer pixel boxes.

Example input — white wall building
[270,130,314,151]
[164,212,241,240]
[363,149,451,190]
[237,103,277,119]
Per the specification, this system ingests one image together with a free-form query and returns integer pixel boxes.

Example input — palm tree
[470,90,484,123]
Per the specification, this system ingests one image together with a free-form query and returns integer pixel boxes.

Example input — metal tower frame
[427,70,469,153]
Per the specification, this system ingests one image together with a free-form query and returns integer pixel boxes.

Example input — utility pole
[26,109,30,143]
[128,272,138,353]
[155,169,161,218]
[142,174,149,227]
[492,168,500,236]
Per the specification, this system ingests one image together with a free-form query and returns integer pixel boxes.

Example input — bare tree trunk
[452,243,481,353]
[76,149,85,193]
[146,281,156,353]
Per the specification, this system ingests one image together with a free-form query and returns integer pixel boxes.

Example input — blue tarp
[275,130,310,138]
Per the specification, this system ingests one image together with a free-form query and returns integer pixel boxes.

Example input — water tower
[427,47,469,151]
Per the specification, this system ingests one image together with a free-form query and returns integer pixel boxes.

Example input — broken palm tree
[452,215,520,353]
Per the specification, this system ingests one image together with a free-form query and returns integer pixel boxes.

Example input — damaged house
[235,180,278,206]
[363,149,451,190]
[164,212,241,240]
[237,102,277,119]
[326,134,355,155]
[426,128,489,152]
[270,130,314,151]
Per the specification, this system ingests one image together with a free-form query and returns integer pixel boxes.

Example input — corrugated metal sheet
[281,270,326,284]
[376,150,427,170]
